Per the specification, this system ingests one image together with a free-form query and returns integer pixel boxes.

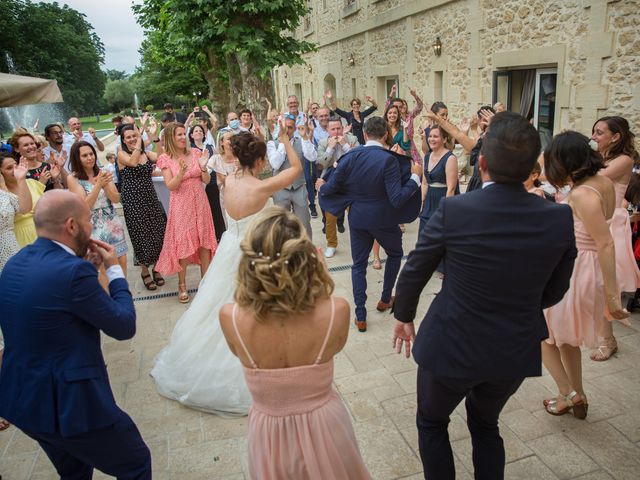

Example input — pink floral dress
[155,149,217,276]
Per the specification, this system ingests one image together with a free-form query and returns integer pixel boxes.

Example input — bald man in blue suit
[0,190,151,480]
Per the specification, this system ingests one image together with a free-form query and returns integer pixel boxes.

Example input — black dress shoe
[337,223,345,233]
[310,207,318,218]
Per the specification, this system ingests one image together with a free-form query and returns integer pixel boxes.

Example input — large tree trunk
[204,48,229,123]
[237,56,275,125]
[225,52,243,114]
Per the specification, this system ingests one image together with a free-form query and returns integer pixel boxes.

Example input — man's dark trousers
[350,224,403,321]
[26,411,151,480]
[303,157,318,211]
[417,367,523,480]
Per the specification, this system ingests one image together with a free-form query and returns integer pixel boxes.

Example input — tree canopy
[0,0,106,115]
[131,35,209,109]
[133,0,315,120]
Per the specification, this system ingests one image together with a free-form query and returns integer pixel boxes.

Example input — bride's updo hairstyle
[231,131,266,170]
[235,206,334,322]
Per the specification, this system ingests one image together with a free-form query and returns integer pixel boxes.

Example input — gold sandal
[178,284,190,304]
[544,391,588,419]
[590,336,618,362]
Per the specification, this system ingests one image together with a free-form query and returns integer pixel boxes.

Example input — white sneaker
[324,247,336,258]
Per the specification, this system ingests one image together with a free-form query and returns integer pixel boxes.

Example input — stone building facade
[274,0,639,139]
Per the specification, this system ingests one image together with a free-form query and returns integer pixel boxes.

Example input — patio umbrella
[0,72,63,107]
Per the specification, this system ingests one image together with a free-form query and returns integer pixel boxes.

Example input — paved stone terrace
[1,186,639,479]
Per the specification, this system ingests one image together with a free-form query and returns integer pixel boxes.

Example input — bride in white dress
[151,119,304,415]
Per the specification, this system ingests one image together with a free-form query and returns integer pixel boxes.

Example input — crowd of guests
[0,90,639,480]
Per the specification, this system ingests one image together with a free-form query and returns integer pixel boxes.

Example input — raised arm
[426,110,476,152]
[325,90,337,111]
[386,83,398,110]
[408,88,424,120]
[88,127,105,152]
[260,116,304,195]
[12,159,33,214]
[202,105,219,131]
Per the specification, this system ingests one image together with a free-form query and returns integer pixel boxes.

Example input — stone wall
[278,0,639,141]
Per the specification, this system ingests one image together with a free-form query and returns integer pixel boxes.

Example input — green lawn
[1,110,166,139]
[78,110,165,132]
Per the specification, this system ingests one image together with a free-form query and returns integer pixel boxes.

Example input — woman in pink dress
[219,207,371,480]
[155,123,217,303]
[542,131,630,419]
[590,116,640,360]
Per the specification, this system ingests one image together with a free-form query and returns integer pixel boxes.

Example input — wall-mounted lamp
[347,53,355,67]
[432,37,442,57]
[307,64,313,73]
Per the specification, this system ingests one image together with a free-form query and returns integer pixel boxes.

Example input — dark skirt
[205,178,226,243]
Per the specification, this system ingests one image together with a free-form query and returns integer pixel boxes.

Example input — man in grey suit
[307,117,359,257]
[266,114,316,238]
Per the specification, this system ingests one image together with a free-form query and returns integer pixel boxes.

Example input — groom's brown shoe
[376,296,395,312]
[354,319,367,332]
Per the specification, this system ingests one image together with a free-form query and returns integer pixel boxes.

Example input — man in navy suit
[0,190,151,479]
[317,116,422,332]
[392,112,577,479]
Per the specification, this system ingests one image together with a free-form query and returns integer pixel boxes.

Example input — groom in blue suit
[318,116,422,332]
[0,191,151,479]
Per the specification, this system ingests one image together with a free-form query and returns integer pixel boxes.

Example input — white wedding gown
[151,211,260,416]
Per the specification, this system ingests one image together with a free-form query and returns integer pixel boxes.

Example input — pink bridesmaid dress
[610,182,640,292]
[545,185,630,347]
[231,300,371,480]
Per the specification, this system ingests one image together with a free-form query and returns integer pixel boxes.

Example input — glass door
[533,68,557,148]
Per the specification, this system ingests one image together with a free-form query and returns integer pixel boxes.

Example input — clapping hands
[198,148,210,169]
[96,169,113,188]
